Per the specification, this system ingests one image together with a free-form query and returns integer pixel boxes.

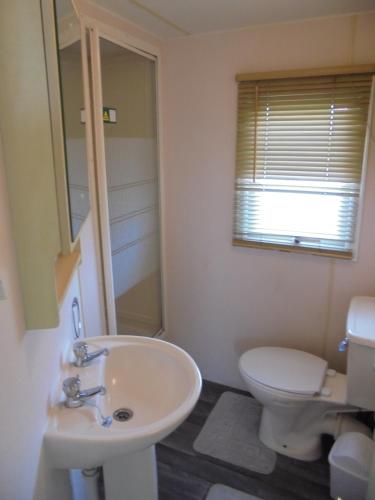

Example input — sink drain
[113,408,134,422]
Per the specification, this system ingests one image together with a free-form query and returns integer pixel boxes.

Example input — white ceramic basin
[45,336,202,469]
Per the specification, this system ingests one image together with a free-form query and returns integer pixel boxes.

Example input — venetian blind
[234,72,373,257]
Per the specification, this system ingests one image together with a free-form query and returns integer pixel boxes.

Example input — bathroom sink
[45,336,202,469]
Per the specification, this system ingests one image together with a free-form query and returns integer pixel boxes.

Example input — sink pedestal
[103,446,158,500]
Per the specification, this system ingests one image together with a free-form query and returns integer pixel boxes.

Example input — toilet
[239,296,375,461]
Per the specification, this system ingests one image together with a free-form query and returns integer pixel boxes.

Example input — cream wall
[0,0,105,495]
[163,13,375,388]
[0,138,105,499]
[0,138,74,500]
[78,213,106,338]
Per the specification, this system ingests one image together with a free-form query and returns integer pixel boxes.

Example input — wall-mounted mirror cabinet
[42,0,90,252]
[0,0,86,329]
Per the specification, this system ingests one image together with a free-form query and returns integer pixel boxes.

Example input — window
[233,69,374,258]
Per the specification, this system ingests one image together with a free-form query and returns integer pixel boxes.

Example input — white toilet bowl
[239,347,371,461]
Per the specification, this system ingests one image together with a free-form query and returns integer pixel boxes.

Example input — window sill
[232,239,353,260]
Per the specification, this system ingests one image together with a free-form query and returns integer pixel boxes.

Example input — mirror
[54,0,90,241]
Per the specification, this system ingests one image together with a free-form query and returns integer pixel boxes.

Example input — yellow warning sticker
[103,107,116,123]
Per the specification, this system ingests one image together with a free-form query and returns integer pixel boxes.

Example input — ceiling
[91,0,375,38]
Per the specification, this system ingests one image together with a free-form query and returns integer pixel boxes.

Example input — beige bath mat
[194,392,276,474]
[206,484,262,500]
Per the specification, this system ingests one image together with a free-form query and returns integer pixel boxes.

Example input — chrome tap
[62,375,107,408]
[73,341,109,367]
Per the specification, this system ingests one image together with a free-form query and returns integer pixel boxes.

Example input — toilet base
[259,407,323,461]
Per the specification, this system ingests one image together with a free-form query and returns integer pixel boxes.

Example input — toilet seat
[239,347,328,396]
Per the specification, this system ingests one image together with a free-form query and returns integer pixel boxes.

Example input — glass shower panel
[100,38,162,336]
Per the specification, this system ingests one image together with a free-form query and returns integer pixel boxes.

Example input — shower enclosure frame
[80,14,167,337]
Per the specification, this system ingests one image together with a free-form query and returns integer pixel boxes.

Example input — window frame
[233,65,375,260]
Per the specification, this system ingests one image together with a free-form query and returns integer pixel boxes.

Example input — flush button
[321,387,332,397]
[327,369,337,377]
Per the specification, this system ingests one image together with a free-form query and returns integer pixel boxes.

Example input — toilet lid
[239,347,328,396]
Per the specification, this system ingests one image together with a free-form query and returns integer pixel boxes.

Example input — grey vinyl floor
[156,380,332,500]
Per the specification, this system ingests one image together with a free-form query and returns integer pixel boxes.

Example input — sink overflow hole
[113,408,134,422]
